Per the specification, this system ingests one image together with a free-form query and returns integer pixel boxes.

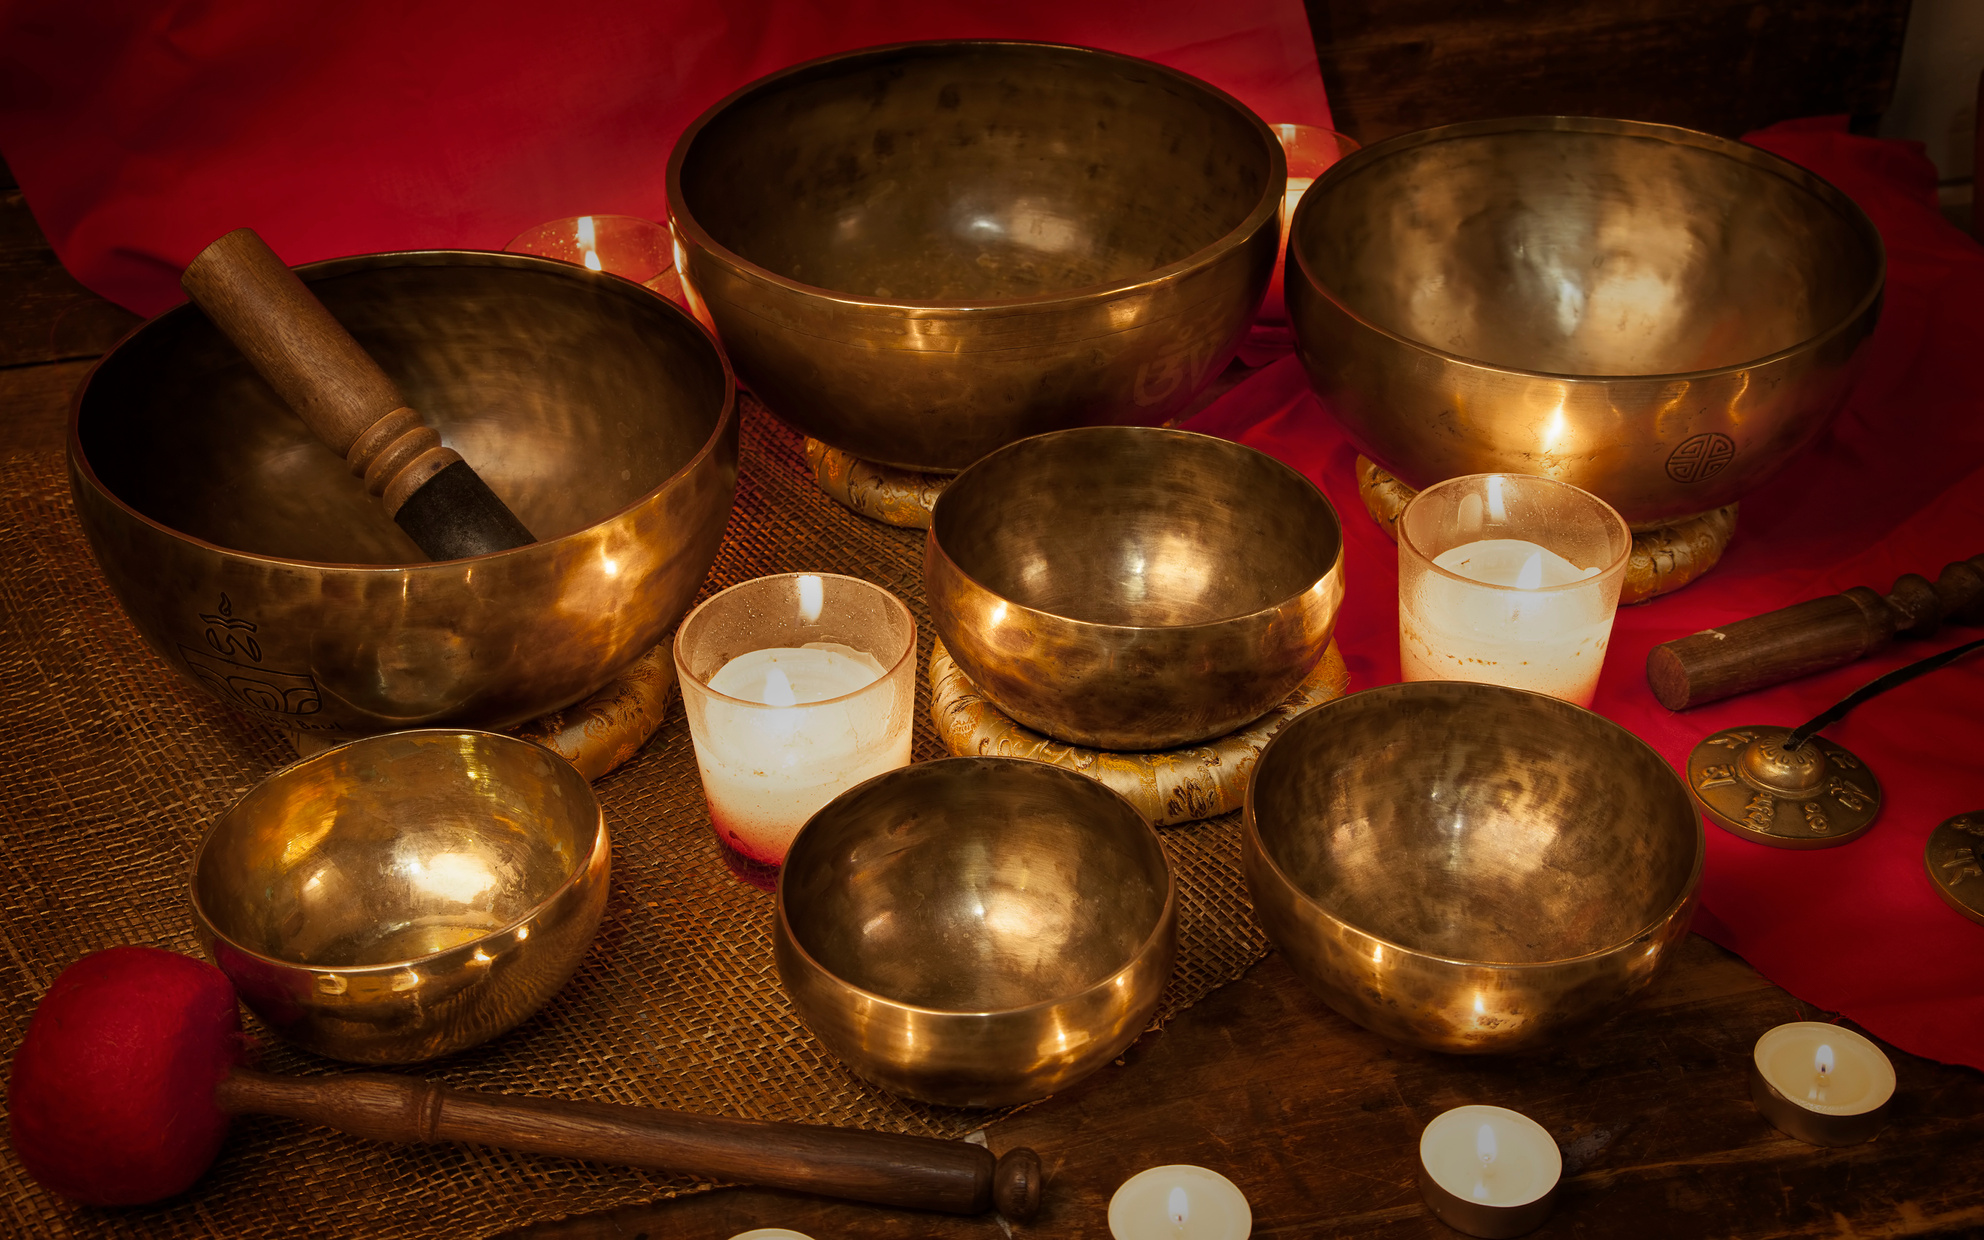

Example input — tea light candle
[504,213,676,287]
[1398,473,1631,707]
[1749,1022,1896,1146]
[675,573,917,889]
[1108,1165,1251,1240]
[1417,1106,1561,1239]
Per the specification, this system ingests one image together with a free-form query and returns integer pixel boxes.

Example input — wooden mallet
[180,228,536,561]
[7,947,1042,1219]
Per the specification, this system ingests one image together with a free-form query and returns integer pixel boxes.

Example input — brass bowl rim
[189,728,609,977]
[666,38,1286,316]
[1290,114,1887,385]
[68,248,738,570]
[775,755,1179,1018]
[1400,472,1634,593]
[673,571,918,709]
[929,425,1345,635]
[1243,681,1705,969]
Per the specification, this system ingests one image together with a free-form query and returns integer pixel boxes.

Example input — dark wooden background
[6,2,1979,1236]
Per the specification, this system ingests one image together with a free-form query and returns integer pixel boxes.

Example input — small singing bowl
[926,425,1345,750]
[1244,682,1702,1054]
[775,757,1177,1107]
[667,40,1283,473]
[1288,116,1883,528]
[191,730,610,1064]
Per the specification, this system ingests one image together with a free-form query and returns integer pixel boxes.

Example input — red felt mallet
[7,947,1042,1218]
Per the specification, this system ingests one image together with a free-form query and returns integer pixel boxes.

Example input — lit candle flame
[576,215,596,247]
[762,666,797,708]
[798,574,825,624]
[1477,1123,1497,1167]
[1515,550,1544,590]
[1487,474,1507,523]
[1168,1185,1189,1228]
[582,249,602,271]
[1810,1043,1834,1102]
[1815,1044,1834,1077]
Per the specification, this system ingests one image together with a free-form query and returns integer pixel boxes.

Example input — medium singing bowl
[69,250,737,739]
[191,730,610,1063]
[1288,117,1884,527]
[666,40,1283,473]
[926,426,1345,750]
[775,757,1177,1107]
[1244,682,1703,1054]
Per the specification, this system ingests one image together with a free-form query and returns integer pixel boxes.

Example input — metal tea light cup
[191,730,610,1064]
[674,573,917,889]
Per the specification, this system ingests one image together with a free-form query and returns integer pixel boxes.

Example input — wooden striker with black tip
[180,228,535,560]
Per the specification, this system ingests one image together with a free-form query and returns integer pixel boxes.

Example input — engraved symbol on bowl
[1666,432,1737,484]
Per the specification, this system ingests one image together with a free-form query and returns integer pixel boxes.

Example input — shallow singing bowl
[1288,117,1883,527]
[667,40,1283,473]
[926,426,1345,750]
[191,730,610,1063]
[1244,682,1702,1054]
[775,757,1177,1107]
[69,251,737,739]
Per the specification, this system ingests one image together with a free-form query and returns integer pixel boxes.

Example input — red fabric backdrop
[1188,118,1984,1070]
[0,0,1330,316]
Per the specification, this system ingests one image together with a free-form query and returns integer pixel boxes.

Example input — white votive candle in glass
[1398,472,1631,706]
[1108,1164,1251,1240]
[1749,1021,1896,1147]
[1418,1105,1561,1238]
[674,573,916,889]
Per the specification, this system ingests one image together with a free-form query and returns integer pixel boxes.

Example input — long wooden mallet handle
[180,228,534,560]
[1646,553,1984,710]
[216,1068,1043,1220]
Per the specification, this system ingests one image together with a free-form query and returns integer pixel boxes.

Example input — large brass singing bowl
[192,730,610,1063]
[926,426,1345,750]
[69,251,737,739]
[667,40,1282,473]
[1244,682,1703,1054]
[1288,117,1883,527]
[775,757,1177,1108]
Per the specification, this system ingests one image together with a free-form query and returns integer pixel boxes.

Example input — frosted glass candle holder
[673,573,917,889]
[505,214,682,300]
[1398,473,1630,706]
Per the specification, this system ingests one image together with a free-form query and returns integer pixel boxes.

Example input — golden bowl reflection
[1244,681,1702,1053]
[192,729,609,1064]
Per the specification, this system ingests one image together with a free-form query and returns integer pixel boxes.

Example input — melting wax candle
[1418,1105,1561,1238]
[1750,1022,1896,1146]
[1108,1165,1251,1240]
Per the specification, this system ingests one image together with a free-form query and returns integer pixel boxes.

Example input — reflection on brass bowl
[70,251,737,740]
[1288,117,1883,527]
[192,730,609,1064]
[1244,682,1702,1054]
[667,40,1283,473]
[926,426,1345,750]
[775,757,1176,1107]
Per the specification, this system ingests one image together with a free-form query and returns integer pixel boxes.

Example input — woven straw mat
[0,398,1281,1238]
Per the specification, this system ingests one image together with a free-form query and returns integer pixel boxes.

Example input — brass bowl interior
[935,427,1340,628]
[678,42,1272,302]
[781,760,1171,1011]
[1252,684,1698,963]
[1297,124,1879,377]
[194,731,599,968]
[78,253,728,564]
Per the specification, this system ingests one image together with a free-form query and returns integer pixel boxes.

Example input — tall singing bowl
[1244,682,1703,1054]
[775,757,1176,1107]
[667,40,1283,473]
[69,251,738,739]
[192,729,609,1063]
[926,426,1345,750]
[1288,117,1883,527]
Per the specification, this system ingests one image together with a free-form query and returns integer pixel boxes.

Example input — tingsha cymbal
[1925,812,1984,925]
[1686,726,1882,848]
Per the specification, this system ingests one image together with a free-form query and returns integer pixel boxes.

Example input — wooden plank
[501,938,1984,1239]
[1304,0,1912,143]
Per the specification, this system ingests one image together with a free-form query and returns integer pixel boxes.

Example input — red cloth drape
[1188,118,1984,1070]
[0,0,1330,316]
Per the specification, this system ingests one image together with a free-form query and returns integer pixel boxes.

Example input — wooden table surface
[3,160,1981,1240]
